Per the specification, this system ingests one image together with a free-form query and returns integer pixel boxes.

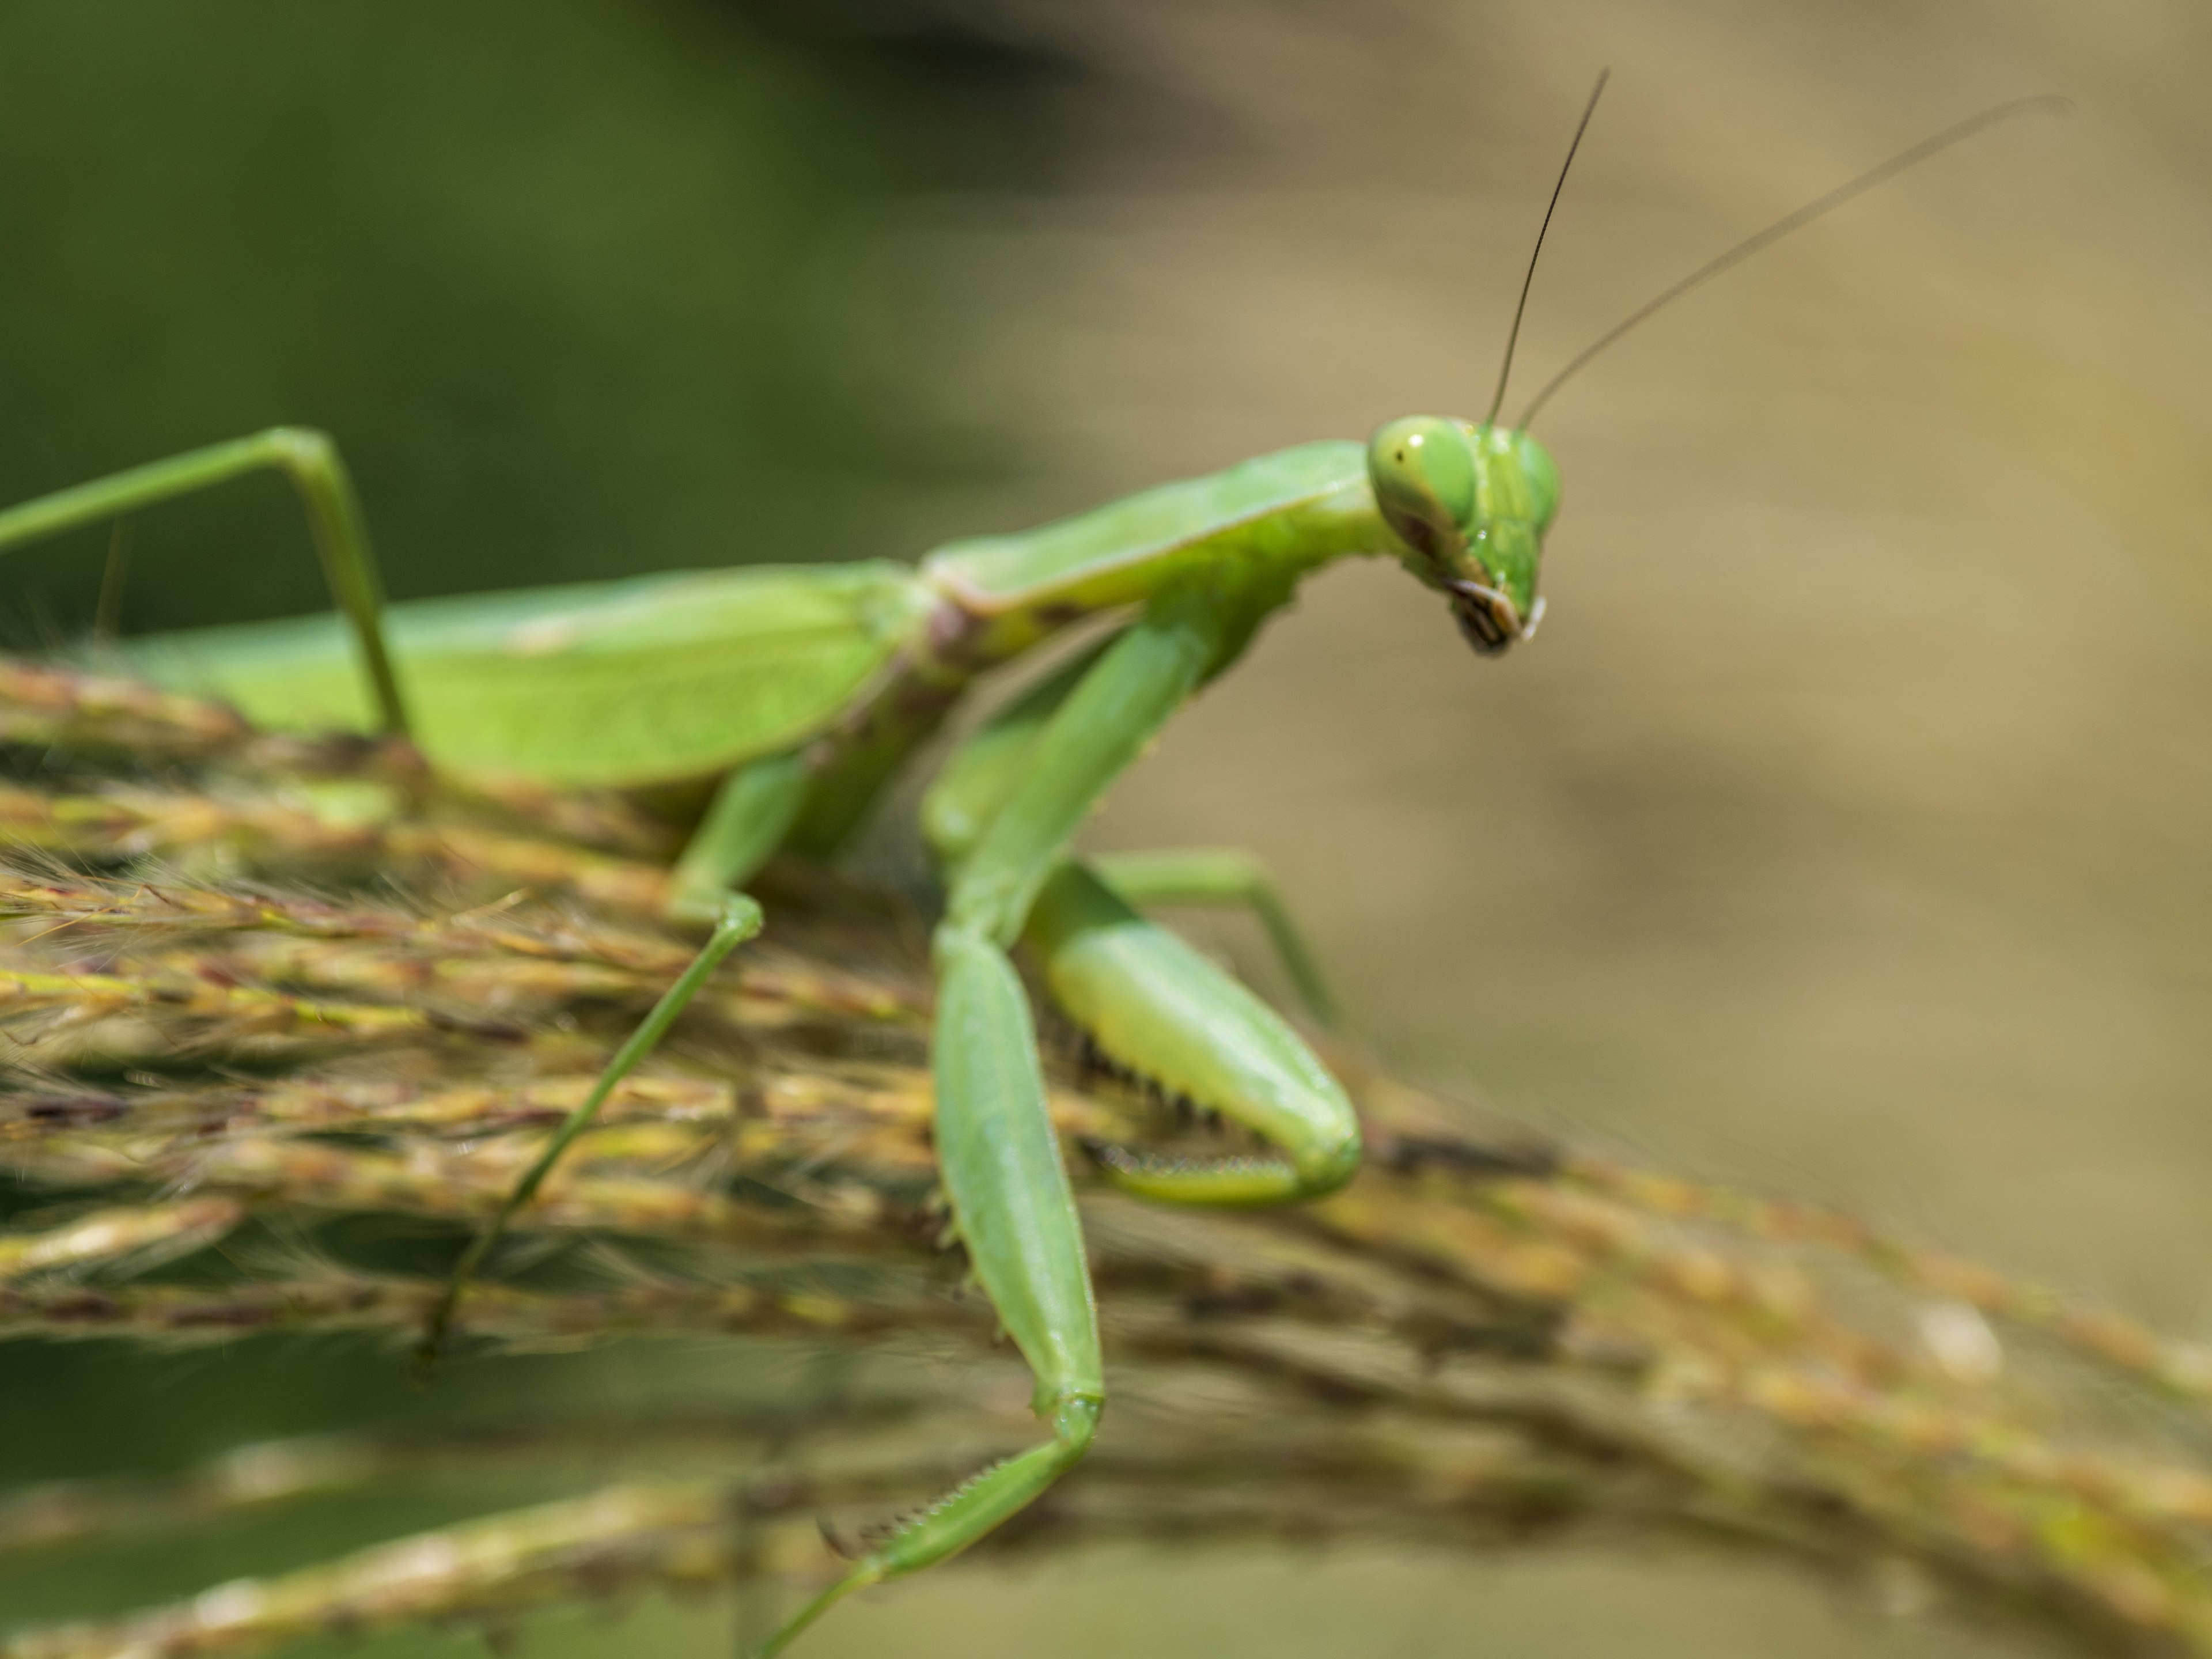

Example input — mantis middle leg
[417,751,804,1365]
[668,750,810,921]
[412,888,762,1372]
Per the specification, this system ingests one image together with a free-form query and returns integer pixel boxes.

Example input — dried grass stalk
[3,650,2209,1659]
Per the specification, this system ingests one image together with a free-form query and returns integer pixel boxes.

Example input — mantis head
[1372,73,2055,658]
[1367,416,1559,654]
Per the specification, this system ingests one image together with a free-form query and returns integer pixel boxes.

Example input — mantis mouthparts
[1446,579,1543,654]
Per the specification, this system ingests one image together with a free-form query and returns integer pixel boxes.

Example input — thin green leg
[1090,846,1343,1031]
[0,427,410,736]
[418,749,808,1367]
[413,891,763,1374]
[668,751,810,922]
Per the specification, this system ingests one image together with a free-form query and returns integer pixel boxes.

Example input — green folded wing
[116,562,935,788]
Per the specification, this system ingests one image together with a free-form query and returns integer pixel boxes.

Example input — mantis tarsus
[0,82,2058,1653]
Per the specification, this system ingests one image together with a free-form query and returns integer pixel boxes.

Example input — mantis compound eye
[1368,415,1476,562]
[1514,430,1562,531]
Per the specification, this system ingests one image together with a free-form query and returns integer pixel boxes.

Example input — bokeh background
[2,1,2209,1654]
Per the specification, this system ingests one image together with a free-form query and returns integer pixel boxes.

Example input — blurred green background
[2,0,2210,1654]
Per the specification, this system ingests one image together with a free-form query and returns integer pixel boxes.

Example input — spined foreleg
[1029,861,1360,1206]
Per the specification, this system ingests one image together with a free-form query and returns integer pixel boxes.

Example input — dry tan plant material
[2,654,2209,1659]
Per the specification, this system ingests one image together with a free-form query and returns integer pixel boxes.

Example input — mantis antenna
[1516,93,2069,430]
[1483,68,1609,429]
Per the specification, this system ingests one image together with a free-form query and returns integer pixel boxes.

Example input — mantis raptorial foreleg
[914,622,1359,1205]
[756,926,1103,1655]
[1028,862,1360,1204]
[763,599,1230,1652]
[924,639,1344,1028]
[0,429,410,736]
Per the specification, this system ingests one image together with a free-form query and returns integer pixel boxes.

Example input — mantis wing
[115,562,937,789]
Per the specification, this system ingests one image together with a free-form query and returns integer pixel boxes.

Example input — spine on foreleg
[1026,863,1362,1205]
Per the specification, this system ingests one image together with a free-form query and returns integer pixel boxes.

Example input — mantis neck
[920,439,1398,675]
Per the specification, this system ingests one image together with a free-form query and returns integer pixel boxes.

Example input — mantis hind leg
[0,428,409,736]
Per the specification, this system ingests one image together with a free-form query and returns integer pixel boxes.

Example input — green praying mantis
[0,82,2058,1653]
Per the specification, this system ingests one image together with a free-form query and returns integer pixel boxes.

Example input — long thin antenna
[1483,69,1609,429]
[1515,93,2067,430]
